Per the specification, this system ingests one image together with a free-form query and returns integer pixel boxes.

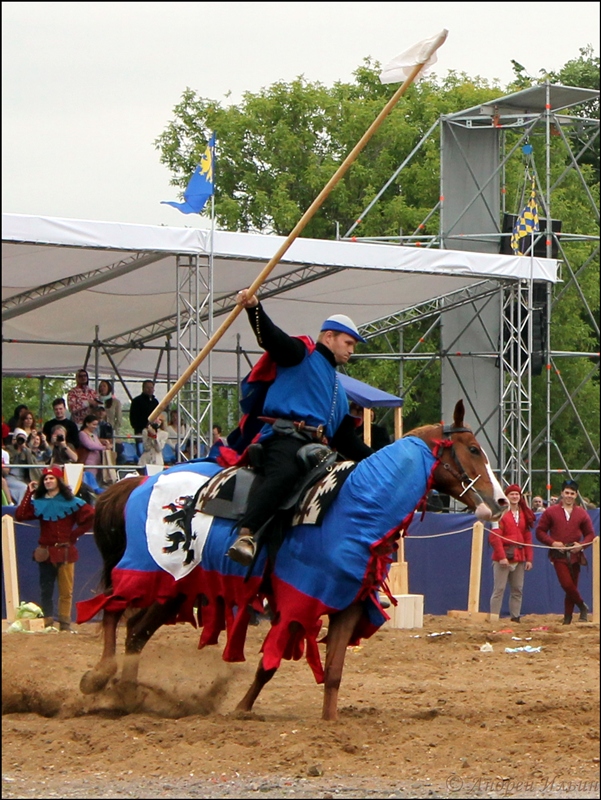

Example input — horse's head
[410,400,508,521]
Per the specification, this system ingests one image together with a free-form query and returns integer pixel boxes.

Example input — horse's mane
[95,476,145,590]
[403,422,443,440]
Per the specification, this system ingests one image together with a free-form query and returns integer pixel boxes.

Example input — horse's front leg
[80,609,123,694]
[115,597,185,712]
[235,656,277,714]
[322,602,363,721]
[121,596,185,684]
[235,618,308,714]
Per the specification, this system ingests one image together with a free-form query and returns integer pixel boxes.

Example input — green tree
[2,376,71,428]
[156,61,502,240]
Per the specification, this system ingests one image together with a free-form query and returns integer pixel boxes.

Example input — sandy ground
[2,613,599,799]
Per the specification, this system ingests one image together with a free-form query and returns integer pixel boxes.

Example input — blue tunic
[261,348,349,440]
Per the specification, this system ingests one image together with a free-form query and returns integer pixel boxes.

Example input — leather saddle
[195,443,355,528]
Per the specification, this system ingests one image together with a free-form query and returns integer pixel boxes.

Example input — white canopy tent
[2,212,558,385]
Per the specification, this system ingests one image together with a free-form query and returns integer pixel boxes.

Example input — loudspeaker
[499,285,548,376]
[500,214,562,258]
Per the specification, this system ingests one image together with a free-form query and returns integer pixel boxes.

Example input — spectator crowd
[2,371,598,630]
[2,373,180,505]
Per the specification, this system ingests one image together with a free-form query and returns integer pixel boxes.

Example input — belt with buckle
[258,416,325,441]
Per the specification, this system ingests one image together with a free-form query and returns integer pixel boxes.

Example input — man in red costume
[535,479,596,624]
[16,466,94,631]
[489,483,535,623]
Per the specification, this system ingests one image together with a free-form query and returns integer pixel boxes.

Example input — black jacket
[246,303,373,463]
[129,394,159,435]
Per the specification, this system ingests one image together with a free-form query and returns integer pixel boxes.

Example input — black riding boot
[227,527,256,567]
[577,602,589,622]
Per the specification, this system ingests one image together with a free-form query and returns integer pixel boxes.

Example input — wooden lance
[149,30,448,423]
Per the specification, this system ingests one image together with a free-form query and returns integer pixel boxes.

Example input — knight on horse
[225,288,374,567]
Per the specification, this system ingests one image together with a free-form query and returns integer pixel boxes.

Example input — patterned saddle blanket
[195,460,356,528]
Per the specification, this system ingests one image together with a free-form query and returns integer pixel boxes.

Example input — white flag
[379,29,448,84]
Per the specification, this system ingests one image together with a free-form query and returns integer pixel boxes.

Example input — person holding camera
[138,416,169,467]
[26,431,52,476]
[5,428,38,499]
[15,466,94,631]
[3,444,25,505]
[49,425,79,466]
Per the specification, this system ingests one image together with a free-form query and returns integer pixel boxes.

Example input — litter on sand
[504,645,543,653]
[480,642,494,652]
[427,631,452,637]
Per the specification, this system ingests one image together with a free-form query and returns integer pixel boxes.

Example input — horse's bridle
[438,424,486,507]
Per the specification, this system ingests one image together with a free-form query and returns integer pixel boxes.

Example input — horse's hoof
[116,680,142,713]
[231,708,265,721]
[79,663,117,695]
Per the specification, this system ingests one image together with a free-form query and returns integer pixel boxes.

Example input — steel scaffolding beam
[176,253,212,460]
[343,83,599,499]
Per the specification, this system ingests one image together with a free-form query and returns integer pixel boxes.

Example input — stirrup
[227,534,256,567]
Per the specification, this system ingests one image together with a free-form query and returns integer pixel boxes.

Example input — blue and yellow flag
[510,181,539,255]
[161,133,215,215]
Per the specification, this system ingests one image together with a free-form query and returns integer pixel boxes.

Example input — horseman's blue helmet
[320,314,366,343]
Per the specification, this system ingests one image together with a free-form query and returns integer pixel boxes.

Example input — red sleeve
[71,503,95,540]
[578,508,596,545]
[14,489,35,521]
[488,526,506,561]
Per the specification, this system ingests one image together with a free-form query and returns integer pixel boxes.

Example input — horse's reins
[439,424,486,507]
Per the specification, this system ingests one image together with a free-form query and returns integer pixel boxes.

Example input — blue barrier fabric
[404,510,598,616]
[2,506,598,620]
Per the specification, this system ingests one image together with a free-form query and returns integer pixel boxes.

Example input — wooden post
[592,536,600,625]
[388,536,409,595]
[448,520,489,621]
[394,406,403,440]
[363,408,372,447]
[467,521,484,613]
[2,515,20,623]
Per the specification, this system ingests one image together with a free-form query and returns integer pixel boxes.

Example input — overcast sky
[2,1,599,230]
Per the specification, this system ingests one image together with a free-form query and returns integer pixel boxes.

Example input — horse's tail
[94,476,145,591]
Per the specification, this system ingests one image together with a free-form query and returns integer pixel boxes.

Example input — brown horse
[79,400,507,721]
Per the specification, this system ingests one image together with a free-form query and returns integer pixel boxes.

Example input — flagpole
[207,190,216,437]
[527,173,536,494]
[149,31,448,422]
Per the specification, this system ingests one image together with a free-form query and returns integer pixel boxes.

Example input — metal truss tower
[175,253,213,459]
[344,83,599,500]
